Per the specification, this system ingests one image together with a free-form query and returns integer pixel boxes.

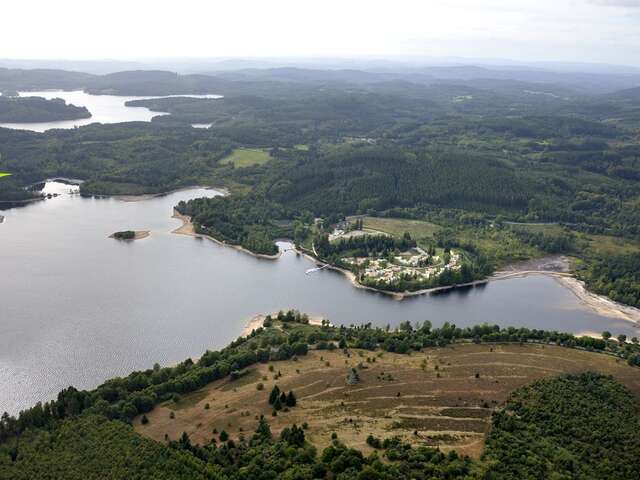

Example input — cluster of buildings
[343,249,462,285]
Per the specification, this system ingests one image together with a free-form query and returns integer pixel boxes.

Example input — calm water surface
[0,91,222,132]
[1,183,638,414]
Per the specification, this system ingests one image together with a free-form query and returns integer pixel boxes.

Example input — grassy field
[220,148,271,168]
[363,217,441,245]
[136,343,640,459]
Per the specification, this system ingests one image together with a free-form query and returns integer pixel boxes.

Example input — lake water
[0,91,222,132]
[1,183,638,414]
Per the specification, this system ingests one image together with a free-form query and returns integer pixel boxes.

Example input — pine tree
[252,415,272,442]
[285,391,297,407]
[268,385,280,405]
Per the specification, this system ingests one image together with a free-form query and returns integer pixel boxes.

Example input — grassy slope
[135,342,640,459]
[363,217,441,246]
[220,148,271,168]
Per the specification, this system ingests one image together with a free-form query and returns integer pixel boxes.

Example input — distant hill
[2,64,639,97]
[0,67,93,94]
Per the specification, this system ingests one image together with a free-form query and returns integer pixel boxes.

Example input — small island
[109,230,150,241]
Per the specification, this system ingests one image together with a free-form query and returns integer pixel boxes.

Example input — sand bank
[240,313,329,338]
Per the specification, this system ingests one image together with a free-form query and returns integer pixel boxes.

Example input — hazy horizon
[2,0,640,67]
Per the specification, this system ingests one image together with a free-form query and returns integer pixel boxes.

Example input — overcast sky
[2,0,640,65]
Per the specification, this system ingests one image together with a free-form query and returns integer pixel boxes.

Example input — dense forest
[484,372,640,479]
[0,96,90,122]
[1,316,639,479]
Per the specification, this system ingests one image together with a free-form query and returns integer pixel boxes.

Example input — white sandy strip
[240,314,329,338]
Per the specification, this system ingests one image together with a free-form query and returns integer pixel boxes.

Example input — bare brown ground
[135,343,640,459]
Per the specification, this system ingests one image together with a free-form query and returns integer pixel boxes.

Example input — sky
[2,0,640,66]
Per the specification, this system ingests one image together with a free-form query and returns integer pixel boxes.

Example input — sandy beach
[171,210,281,260]
[240,313,330,338]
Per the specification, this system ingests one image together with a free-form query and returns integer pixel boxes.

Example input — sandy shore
[171,210,281,260]
[240,313,330,338]
[109,230,150,240]
[555,275,640,325]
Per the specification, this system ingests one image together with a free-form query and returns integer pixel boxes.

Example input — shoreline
[240,313,330,338]
[294,243,490,300]
[554,275,640,325]
[170,210,639,326]
[171,210,281,260]
[299,248,640,325]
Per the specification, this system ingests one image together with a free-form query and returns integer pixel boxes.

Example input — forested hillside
[484,372,640,479]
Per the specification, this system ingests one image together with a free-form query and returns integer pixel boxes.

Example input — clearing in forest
[220,148,271,168]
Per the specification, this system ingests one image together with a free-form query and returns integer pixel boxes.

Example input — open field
[363,217,441,242]
[220,148,271,168]
[136,342,640,459]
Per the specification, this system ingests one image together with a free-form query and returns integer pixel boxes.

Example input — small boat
[305,264,329,275]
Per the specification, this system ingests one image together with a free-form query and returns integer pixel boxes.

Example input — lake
[0,90,222,132]
[0,183,638,414]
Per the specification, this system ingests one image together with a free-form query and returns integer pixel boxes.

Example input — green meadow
[220,148,271,168]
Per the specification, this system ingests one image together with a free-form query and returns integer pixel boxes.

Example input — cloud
[589,0,640,7]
